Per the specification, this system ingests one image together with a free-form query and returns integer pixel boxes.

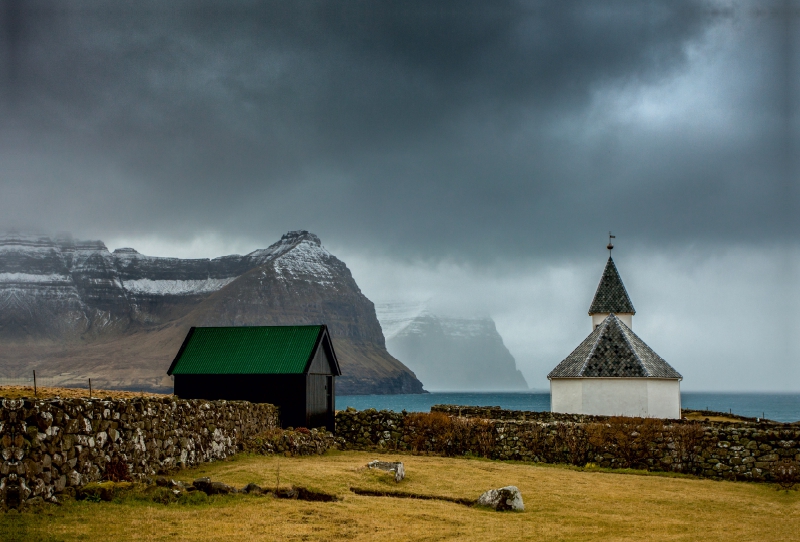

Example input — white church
[548,242,683,419]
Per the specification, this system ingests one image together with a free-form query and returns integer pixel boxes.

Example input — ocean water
[336,391,800,423]
[681,392,800,423]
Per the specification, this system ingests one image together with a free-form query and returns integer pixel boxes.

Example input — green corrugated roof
[169,326,323,375]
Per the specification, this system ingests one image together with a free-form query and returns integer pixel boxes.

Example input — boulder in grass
[367,460,405,482]
[25,496,45,507]
[191,477,235,495]
[242,483,265,495]
[477,486,524,511]
[209,481,236,495]
[156,478,188,493]
[192,477,212,493]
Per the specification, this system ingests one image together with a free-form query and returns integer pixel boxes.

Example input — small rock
[54,475,67,493]
[242,483,264,494]
[166,479,187,490]
[209,481,234,495]
[192,477,212,493]
[156,479,187,496]
[367,460,405,482]
[477,486,524,511]
[192,478,235,495]
[274,487,299,499]
[25,496,44,506]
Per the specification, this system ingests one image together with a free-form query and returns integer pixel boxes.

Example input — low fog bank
[344,243,799,393]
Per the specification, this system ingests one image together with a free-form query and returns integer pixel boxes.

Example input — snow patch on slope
[375,302,430,340]
[273,240,334,284]
[123,277,237,295]
[0,273,73,284]
[376,302,497,339]
[0,244,58,254]
[439,318,498,338]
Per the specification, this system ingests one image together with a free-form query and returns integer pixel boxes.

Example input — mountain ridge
[0,230,424,395]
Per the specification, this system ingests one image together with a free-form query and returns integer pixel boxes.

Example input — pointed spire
[588,257,635,315]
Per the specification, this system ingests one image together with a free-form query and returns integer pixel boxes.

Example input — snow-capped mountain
[0,230,424,395]
[376,303,528,391]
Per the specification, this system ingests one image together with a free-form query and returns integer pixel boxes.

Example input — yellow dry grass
[0,385,169,400]
[682,411,753,423]
[3,451,799,541]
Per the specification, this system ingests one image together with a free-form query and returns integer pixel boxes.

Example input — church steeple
[588,256,635,329]
[548,237,682,419]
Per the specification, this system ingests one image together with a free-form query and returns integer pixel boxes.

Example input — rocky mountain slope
[376,303,528,391]
[0,231,424,395]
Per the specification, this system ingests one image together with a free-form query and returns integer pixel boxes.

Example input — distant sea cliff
[376,303,528,391]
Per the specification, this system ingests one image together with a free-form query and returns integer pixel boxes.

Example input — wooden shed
[167,325,341,431]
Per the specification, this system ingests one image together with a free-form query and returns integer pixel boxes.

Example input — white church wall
[646,379,682,419]
[550,379,583,413]
[591,313,632,330]
[550,378,681,418]
[581,378,648,417]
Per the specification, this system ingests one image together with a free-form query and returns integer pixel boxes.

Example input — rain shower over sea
[336,392,800,424]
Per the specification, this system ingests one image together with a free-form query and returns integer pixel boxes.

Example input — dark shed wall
[306,340,336,430]
[305,374,335,430]
[306,374,326,428]
[307,342,335,375]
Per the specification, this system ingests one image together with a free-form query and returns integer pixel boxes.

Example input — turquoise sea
[336,392,800,423]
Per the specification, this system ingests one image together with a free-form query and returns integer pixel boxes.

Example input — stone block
[477,486,524,511]
[367,460,405,482]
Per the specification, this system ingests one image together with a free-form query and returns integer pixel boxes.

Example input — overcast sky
[1,1,797,390]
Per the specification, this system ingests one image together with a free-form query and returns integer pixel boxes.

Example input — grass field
[0,385,168,400]
[3,451,798,542]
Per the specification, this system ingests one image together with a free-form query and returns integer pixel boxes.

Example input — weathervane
[607,231,615,252]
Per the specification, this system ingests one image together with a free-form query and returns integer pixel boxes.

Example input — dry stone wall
[0,397,278,508]
[334,406,800,483]
[431,405,611,423]
[430,405,761,424]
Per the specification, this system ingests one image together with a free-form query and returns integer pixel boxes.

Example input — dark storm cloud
[0,1,795,260]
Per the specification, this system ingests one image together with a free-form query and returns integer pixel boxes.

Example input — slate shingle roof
[588,257,635,315]
[548,314,682,379]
